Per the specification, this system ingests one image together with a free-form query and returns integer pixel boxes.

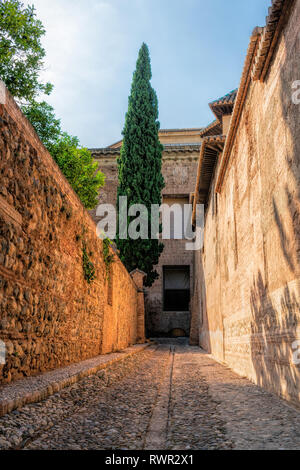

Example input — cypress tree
[116,43,164,286]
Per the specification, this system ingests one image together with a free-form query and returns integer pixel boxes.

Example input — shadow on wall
[190,251,211,353]
[250,9,300,404]
[250,271,299,402]
[276,1,300,275]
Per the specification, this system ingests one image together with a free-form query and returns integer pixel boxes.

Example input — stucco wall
[192,1,300,405]
[91,148,199,337]
[0,88,143,384]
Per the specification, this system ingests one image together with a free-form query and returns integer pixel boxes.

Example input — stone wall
[0,87,144,384]
[191,0,300,405]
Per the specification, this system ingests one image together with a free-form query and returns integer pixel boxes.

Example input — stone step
[0,343,151,417]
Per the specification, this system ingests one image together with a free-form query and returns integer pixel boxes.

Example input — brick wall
[0,87,144,384]
[191,0,300,405]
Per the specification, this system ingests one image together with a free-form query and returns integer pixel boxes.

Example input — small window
[163,266,190,311]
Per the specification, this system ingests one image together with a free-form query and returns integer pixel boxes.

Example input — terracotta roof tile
[209,89,238,107]
[208,89,238,120]
[252,0,294,81]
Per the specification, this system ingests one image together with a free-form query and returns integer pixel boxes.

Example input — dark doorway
[163,266,190,311]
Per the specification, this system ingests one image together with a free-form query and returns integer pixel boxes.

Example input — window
[163,266,190,311]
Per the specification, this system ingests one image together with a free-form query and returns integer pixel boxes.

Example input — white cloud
[31,0,133,147]
[25,0,270,147]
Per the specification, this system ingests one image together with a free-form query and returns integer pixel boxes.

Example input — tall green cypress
[116,43,164,286]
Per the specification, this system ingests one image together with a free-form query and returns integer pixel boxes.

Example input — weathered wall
[145,152,198,336]
[192,1,300,405]
[0,87,144,384]
[159,130,202,145]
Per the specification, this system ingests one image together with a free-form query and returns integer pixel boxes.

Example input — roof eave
[215,28,263,193]
[216,0,296,193]
[192,135,226,223]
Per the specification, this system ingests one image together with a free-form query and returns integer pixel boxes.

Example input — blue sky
[31,0,270,148]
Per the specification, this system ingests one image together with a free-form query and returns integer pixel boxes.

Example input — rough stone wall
[92,150,199,337]
[192,1,300,405]
[0,89,143,384]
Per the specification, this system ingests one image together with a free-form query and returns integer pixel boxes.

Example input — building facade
[90,129,202,337]
[190,0,300,406]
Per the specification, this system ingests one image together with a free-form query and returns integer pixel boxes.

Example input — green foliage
[82,239,96,284]
[22,101,105,210]
[116,43,164,287]
[103,237,114,281]
[50,133,105,210]
[0,0,53,101]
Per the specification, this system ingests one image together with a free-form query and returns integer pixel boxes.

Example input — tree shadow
[250,270,300,403]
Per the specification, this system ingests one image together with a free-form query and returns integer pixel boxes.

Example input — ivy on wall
[76,227,96,284]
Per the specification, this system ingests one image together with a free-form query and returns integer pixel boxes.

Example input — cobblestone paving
[166,347,233,450]
[0,346,168,450]
[0,341,299,450]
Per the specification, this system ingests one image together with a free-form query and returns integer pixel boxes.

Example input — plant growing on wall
[82,239,96,284]
[78,229,96,284]
[22,102,105,210]
[116,43,164,287]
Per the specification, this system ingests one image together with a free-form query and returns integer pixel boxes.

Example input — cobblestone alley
[0,341,299,451]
